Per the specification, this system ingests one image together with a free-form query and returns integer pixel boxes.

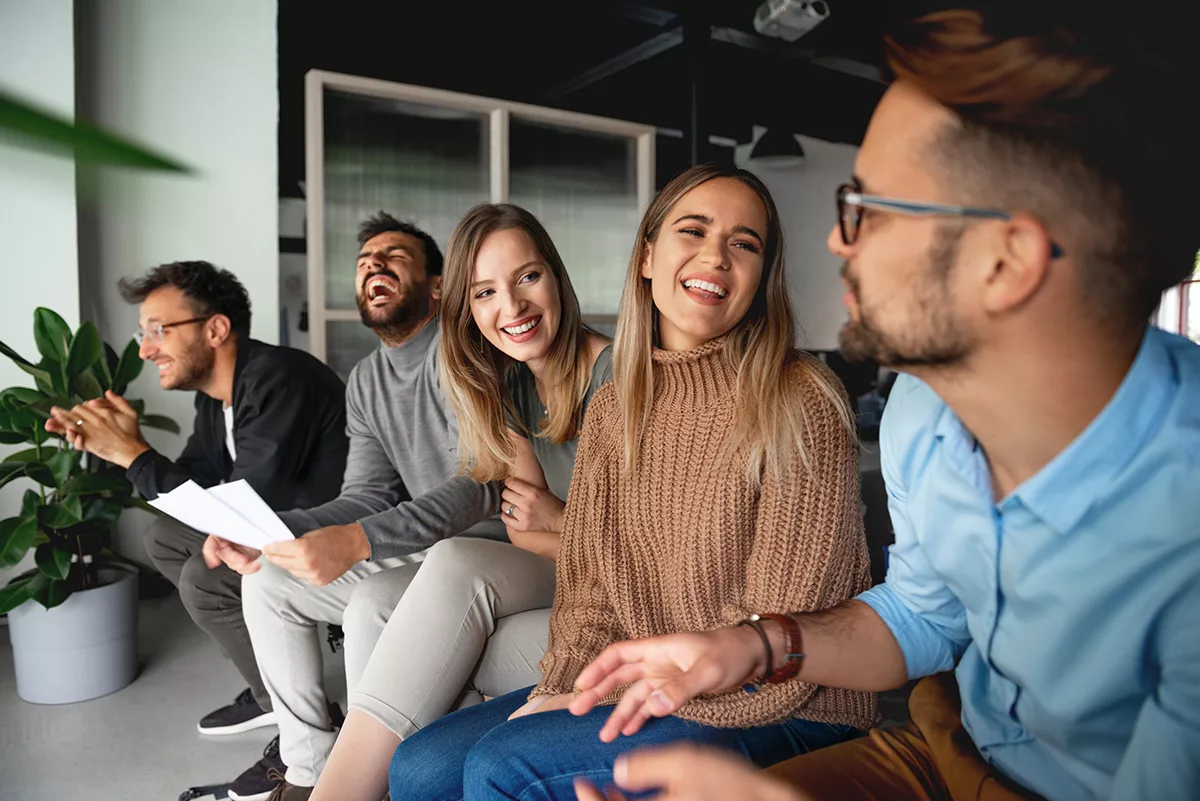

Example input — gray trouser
[144,516,270,710]
[352,537,555,739]
[242,552,423,787]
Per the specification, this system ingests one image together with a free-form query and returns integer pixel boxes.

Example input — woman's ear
[640,242,654,280]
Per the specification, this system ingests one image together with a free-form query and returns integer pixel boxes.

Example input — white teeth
[366,277,396,300]
[503,318,539,335]
[683,279,728,298]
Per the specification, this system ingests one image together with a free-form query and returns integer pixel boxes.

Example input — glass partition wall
[306,70,655,375]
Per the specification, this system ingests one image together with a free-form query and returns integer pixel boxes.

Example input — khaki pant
[768,673,1044,801]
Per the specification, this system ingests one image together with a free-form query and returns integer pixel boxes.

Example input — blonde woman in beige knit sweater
[389,163,875,801]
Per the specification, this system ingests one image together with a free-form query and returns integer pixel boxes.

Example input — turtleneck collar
[651,334,738,408]
[381,316,439,371]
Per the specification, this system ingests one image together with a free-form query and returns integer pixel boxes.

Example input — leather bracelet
[737,618,772,694]
[760,613,804,684]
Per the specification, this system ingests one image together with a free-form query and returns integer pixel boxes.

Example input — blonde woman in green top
[309,203,610,801]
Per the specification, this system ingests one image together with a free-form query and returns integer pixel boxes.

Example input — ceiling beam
[606,2,680,28]
[543,26,685,103]
[710,26,885,84]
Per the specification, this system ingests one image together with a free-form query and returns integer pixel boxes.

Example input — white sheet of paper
[148,480,275,550]
[208,480,294,543]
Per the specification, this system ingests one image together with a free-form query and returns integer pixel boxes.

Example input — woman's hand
[507,692,577,720]
[502,476,566,533]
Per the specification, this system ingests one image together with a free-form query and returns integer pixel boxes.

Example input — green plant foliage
[0,90,190,172]
[0,309,177,613]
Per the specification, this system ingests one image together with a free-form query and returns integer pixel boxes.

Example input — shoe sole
[226,790,274,801]
[196,711,278,736]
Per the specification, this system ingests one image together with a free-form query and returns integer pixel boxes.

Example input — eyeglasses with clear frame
[836,181,1064,258]
[133,316,212,346]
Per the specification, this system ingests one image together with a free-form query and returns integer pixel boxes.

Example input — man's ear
[981,212,1055,315]
[207,314,233,347]
[429,275,444,303]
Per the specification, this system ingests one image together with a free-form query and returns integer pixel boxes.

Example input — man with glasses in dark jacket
[49,261,348,739]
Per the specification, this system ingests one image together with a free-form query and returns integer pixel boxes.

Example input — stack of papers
[148,479,295,550]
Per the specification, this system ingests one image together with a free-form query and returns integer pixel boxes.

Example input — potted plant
[0,308,177,704]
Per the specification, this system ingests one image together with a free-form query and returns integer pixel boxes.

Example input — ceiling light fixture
[750,128,805,168]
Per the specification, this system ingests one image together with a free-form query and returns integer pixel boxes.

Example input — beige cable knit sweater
[531,337,877,730]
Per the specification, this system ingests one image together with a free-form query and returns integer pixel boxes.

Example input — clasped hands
[46,391,150,469]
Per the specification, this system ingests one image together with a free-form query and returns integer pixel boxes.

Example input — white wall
[736,131,858,350]
[0,0,79,584]
[75,0,279,561]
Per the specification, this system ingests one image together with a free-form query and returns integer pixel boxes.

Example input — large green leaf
[33,576,71,610]
[74,369,105,401]
[0,429,28,445]
[21,490,40,520]
[98,343,118,389]
[34,543,72,580]
[139,413,180,434]
[0,461,30,490]
[46,448,81,488]
[0,517,37,569]
[37,357,67,397]
[37,500,81,530]
[33,308,72,364]
[0,387,44,405]
[112,339,143,395]
[0,573,46,615]
[65,472,130,496]
[2,448,41,464]
[0,90,190,172]
[81,498,124,527]
[66,321,102,379]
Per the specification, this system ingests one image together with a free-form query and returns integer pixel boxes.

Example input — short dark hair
[119,261,252,338]
[886,9,1200,334]
[357,211,444,276]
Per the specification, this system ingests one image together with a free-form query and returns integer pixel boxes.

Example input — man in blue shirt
[567,8,1200,801]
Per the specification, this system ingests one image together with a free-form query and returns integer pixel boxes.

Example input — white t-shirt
[223,405,237,461]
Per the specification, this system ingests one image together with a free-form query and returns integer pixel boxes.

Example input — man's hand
[570,627,764,742]
[261,522,371,586]
[573,744,807,801]
[47,391,150,468]
[202,535,262,575]
[501,477,566,533]
[507,692,576,720]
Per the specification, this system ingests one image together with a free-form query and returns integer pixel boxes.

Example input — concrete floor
[0,594,345,801]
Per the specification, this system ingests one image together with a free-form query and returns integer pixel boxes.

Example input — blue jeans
[389,686,858,800]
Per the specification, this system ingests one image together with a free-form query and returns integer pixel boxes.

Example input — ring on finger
[505,504,516,517]
[76,419,84,426]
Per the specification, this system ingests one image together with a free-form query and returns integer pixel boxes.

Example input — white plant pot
[7,565,139,704]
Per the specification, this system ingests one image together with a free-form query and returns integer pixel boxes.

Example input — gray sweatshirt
[279,319,505,559]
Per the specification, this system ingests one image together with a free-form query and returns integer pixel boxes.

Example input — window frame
[304,69,656,362]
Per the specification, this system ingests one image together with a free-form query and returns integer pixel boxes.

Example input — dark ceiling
[277,0,950,197]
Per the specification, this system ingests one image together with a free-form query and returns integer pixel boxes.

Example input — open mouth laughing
[364,274,399,305]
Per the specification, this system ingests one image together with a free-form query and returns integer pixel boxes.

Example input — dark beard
[357,274,431,343]
[839,222,974,368]
[170,347,215,392]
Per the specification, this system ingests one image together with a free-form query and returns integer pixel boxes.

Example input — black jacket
[127,339,349,512]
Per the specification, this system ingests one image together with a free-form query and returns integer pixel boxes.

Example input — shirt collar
[1012,327,1175,534]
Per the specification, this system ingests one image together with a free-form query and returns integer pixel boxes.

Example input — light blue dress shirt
[858,326,1200,801]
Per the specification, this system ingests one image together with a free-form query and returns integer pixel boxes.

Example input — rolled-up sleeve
[856,376,971,680]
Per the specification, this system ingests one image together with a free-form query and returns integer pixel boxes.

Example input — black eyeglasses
[836,182,1064,258]
[134,316,212,346]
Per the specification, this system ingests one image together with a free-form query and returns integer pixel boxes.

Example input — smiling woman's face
[468,227,561,367]
[642,177,768,351]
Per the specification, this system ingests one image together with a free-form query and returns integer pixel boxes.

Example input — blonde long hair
[612,163,855,482]
[439,203,594,482]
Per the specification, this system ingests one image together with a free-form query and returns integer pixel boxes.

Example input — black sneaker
[198,688,278,736]
[226,736,285,801]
